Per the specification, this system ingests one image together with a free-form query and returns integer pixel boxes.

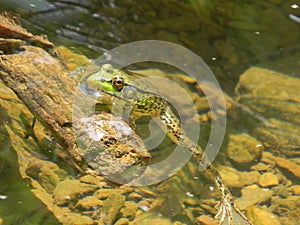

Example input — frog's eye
[112,75,125,91]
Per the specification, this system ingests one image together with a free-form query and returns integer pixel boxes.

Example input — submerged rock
[25,160,68,193]
[120,201,138,219]
[270,196,300,225]
[131,213,172,225]
[75,196,103,210]
[218,166,244,188]
[4,11,298,225]
[114,218,130,225]
[53,180,97,206]
[275,157,300,179]
[79,174,106,187]
[240,171,260,186]
[100,192,125,225]
[250,162,271,172]
[235,67,300,157]
[226,133,263,166]
[59,212,94,225]
[254,119,300,156]
[196,215,219,225]
[247,206,280,225]
[258,172,279,188]
[236,185,273,210]
[291,186,300,195]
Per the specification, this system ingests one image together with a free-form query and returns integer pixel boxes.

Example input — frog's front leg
[110,97,136,128]
[122,101,136,128]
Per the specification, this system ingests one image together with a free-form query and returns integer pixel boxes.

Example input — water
[1,0,299,89]
[0,0,299,224]
[0,107,59,224]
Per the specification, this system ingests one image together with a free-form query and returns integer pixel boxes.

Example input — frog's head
[83,64,137,100]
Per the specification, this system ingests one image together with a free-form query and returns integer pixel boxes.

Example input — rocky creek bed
[0,12,299,225]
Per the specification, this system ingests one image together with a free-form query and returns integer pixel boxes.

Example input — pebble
[247,206,280,225]
[258,172,279,187]
[121,201,138,219]
[75,196,103,210]
[272,185,290,198]
[60,213,94,225]
[275,157,300,178]
[115,218,130,225]
[138,200,151,212]
[219,166,260,188]
[79,174,106,187]
[236,185,273,210]
[291,185,300,195]
[127,192,143,200]
[53,180,96,205]
[94,189,116,199]
[218,166,244,188]
[100,192,125,225]
[172,222,185,225]
[240,171,260,186]
[119,187,134,195]
[261,152,276,162]
[135,188,156,197]
[174,73,196,84]
[132,213,172,225]
[196,215,219,225]
[251,162,271,172]
[226,133,263,166]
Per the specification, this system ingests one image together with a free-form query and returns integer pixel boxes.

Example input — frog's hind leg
[203,166,253,225]
[156,105,252,225]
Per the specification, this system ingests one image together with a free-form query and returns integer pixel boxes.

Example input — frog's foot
[212,173,252,225]
[215,197,252,225]
[215,197,233,225]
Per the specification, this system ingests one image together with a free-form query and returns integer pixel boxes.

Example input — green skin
[84,64,252,225]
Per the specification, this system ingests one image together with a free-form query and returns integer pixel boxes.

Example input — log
[0,12,83,165]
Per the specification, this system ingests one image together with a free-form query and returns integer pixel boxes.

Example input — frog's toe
[215,199,253,225]
[215,199,234,225]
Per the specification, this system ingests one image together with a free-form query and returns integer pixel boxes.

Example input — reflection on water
[0,0,299,90]
[0,0,299,224]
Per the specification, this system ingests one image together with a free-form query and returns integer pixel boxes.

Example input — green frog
[82,64,252,225]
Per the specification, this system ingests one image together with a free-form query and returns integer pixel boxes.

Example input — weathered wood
[0,12,61,58]
[0,12,82,164]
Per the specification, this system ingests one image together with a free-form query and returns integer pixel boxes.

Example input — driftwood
[0,12,83,165]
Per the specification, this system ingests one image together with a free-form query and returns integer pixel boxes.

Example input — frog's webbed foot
[213,175,252,225]
[214,195,252,225]
[215,196,234,225]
